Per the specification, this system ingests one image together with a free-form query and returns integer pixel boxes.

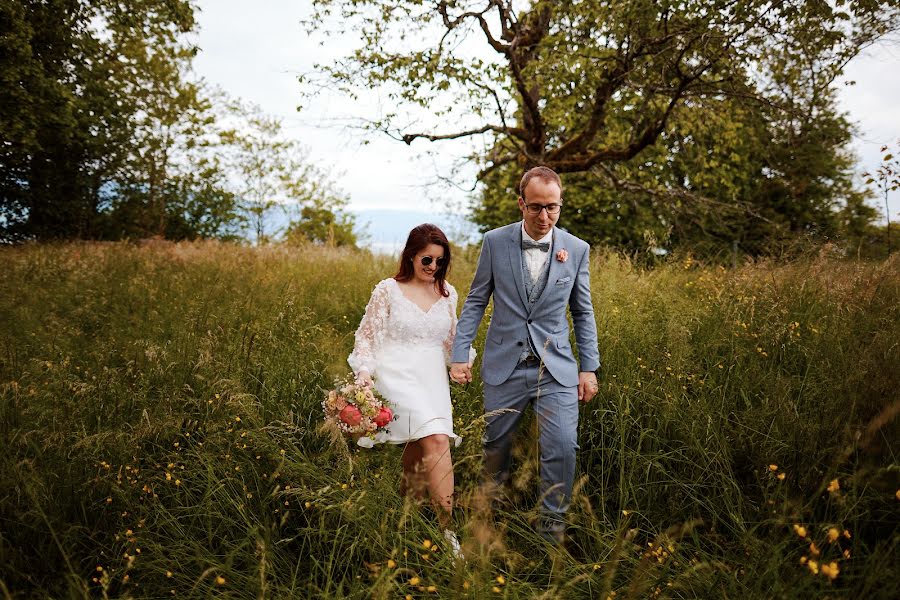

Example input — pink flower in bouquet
[374,406,393,428]
[334,397,348,411]
[339,405,362,426]
[556,248,569,262]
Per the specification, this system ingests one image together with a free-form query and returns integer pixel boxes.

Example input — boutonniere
[556,248,569,263]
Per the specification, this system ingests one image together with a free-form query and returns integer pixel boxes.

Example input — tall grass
[0,241,897,598]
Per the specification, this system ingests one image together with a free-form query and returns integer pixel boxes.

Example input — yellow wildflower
[777,473,786,481]
[793,524,807,538]
[827,479,840,494]
[806,559,819,575]
[215,575,226,585]
[463,581,470,590]
[422,539,432,549]
[826,527,840,543]
[496,575,506,585]
[809,542,820,557]
[409,577,420,586]
[427,585,437,592]
[166,571,173,578]
[386,559,396,569]
[821,561,840,580]
[769,464,778,472]
[492,586,502,594]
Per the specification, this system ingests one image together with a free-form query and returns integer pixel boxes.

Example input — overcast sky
[192,0,900,222]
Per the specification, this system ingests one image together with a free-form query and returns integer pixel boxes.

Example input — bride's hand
[356,371,374,387]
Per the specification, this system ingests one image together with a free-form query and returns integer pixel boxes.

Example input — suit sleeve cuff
[579,360,601,373]
[451,347,472,364]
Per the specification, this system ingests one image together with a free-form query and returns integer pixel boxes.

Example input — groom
[450,166,600,543]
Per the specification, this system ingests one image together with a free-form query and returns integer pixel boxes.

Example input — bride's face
[413,243,446,285]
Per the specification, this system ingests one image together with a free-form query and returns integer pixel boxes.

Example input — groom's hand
[578,371,599,403]
[450,362,472,384]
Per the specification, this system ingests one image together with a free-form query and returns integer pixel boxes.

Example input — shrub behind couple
[348,166,600,553]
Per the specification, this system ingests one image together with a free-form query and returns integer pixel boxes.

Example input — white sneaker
[443,529,463,559]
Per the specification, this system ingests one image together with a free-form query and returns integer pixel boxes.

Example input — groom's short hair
[519,166,563,199]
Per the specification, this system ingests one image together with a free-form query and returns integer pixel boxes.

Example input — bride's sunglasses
[419,255,446,267]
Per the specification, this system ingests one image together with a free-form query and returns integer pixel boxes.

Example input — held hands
[578,371,599,403]
[449,362,472,385]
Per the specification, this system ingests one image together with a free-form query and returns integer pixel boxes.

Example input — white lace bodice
[348,278,473,376]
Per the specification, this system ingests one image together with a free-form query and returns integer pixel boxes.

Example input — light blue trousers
[483,360,579,535]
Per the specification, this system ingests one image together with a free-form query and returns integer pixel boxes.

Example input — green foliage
[219,101,352,246]
[0,0,201,241]
[1,243,898,597]
[285,202,359,247]
[863,140,900,256]
[0,2,345,245]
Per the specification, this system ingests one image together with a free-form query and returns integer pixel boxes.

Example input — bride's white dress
[348,278,473,447]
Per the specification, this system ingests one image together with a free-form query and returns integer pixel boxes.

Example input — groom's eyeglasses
[420,256,446,267]
[523,202,563,215]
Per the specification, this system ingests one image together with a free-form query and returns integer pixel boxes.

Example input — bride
[348,223,472,555]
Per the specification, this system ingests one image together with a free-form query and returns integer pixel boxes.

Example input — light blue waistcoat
[520,246,551,359]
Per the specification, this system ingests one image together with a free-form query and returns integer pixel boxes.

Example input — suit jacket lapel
[507,224,529,309]
[530,227,563,314]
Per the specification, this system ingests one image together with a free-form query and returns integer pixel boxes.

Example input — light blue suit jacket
[451,223,600,387]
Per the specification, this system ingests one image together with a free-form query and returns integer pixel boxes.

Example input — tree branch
[437,1,509,54]
[477,151,518,181]
[506,4,552,155]
[589,163,774,225]
[400,125,504,145]
[545,59,629,162]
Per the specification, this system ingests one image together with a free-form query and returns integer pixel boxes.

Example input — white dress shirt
[522,222,552,282]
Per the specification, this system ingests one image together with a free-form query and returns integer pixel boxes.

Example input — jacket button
[517,341,523,346]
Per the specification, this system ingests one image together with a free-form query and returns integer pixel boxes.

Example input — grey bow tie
[522,240,550,252]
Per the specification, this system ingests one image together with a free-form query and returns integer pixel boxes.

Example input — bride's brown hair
[394,223,452,297]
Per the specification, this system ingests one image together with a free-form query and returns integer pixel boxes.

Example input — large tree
[0,0,200,241]
[303,0,900,250]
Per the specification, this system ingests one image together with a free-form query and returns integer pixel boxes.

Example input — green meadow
[1,242,897,598]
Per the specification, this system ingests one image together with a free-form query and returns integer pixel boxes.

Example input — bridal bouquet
[321,377,393,447]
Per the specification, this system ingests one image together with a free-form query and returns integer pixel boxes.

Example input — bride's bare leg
[400,441,426,501]
[419,434,454,528]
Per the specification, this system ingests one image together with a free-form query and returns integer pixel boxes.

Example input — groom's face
[518,177,562,239]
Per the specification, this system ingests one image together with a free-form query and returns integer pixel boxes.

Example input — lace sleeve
[348,280,391,376]
[443,285,476,365]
